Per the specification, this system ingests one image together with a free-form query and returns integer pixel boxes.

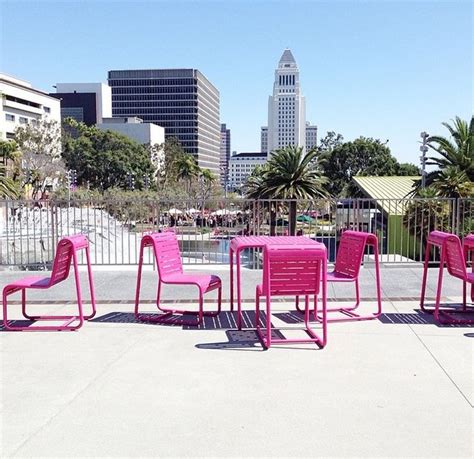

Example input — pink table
[229,236,324,329]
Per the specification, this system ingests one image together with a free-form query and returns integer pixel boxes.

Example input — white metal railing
[0,198,471,269]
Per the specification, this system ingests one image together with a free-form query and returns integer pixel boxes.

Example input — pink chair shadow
[134,231,222,326]
[2,234,96,331]
[256,244,327,349]
[296,230,382,322]
[420,231,474,324]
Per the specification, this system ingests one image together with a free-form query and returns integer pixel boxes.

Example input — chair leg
[198,289,204,325]
[21,289,35,320]
[265,293,272,348]
[420,242,431,312]
[434,260,444,323]
[134,241,147,319]
[463,281,467,311]
[255,287,260,328]
[71,253,85,330]
[84,246,96,320]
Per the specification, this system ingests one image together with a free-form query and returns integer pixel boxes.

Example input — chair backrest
[334,230,369,279]
[49,238,75,286]
[263,244,326,296]
[148,231,183,279]
[444,235,466,280]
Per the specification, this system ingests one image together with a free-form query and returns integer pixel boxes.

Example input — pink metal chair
[134,231,222,325]
[296,230,382,322]
[255,244,327,349]
[420,231,474,324]
[2,234,96,331]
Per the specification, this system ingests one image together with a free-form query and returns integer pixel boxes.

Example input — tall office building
[260,126,268,153]
[306,123,318,150]
[108,69,220,173]
[51,82,112,125]
[267,49,306,155]
[220,123,231,187]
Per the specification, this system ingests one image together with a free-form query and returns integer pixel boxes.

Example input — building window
[43,106,51,113]
[5,114,15,122]
[19,117,28,124]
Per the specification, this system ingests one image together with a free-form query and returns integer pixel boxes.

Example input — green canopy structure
[297,215,314,223]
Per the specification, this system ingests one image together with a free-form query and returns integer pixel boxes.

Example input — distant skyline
[1,0,472,165]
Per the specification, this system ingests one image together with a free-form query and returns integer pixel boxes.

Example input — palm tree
[0,164,18,198]
[175,154,199,194]
[244,146,327,235]
[420,116,474,197]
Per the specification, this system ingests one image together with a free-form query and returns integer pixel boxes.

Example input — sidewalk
[1,265,473,457]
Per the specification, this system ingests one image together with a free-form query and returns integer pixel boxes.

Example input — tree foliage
[14,118,64,198]
[417,116,474,198]
[62,119,155,191]
[319,136,417,197]
[244,146,327,234]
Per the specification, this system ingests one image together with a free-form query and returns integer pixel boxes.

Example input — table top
[230,235,322,251]
[464,234,474,248]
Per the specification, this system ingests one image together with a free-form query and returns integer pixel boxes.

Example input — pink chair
[134,231,222,326]
[296,230,382,322]
[255,244,327,349]
[2,234,96,331]
[420,231,474,324]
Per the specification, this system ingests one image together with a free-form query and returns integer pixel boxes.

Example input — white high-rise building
[267,49,306,154]
[306,123,318,150]
[260,126,268,153]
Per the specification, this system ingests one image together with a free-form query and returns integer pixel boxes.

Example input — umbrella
[211,209,232,216]
[168,208,183,215]
[297,215,314,223]
[186,208,200,214]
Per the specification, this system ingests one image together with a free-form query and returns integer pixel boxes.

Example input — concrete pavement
[0,265,473,457]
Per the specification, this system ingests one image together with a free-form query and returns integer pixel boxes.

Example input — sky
[1,0,472,165]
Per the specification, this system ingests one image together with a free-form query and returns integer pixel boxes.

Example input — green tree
[14,118,64,198]
[154,137,187,191]
[175,153,199,194]
[403,187,452,244]
[396,162,420,176]
[62,120,154,191]
[320,137,399,197]
[0,140,21,198]
[419,116,474,197]
[244,146,327,235]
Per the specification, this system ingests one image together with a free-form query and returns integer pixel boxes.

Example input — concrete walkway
[1,265,473,457]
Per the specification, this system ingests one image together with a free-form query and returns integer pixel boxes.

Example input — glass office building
[108,69,220,173]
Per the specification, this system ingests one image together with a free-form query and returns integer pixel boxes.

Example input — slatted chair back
[334,230,368,279]
[49,238,74,286]
[149,231,183,279]
[263,245,325,297]
[444,235,467,280]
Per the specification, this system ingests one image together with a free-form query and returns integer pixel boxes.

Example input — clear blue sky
[1,0,472,164]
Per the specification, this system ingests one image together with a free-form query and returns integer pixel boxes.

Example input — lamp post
[420,131,429,190]
[126,172,135,191]
[67,169,77,203]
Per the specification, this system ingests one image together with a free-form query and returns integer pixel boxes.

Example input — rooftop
[1,265,472,457]
[353,176,420,215]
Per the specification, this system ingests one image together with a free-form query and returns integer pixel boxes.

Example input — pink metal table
[229,236,324,329]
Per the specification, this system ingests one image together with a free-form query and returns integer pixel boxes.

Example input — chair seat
[162,273,221,292]
[327,271,355,282]
[5,276,50,290]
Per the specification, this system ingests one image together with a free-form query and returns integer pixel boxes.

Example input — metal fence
[0,197,472,269]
